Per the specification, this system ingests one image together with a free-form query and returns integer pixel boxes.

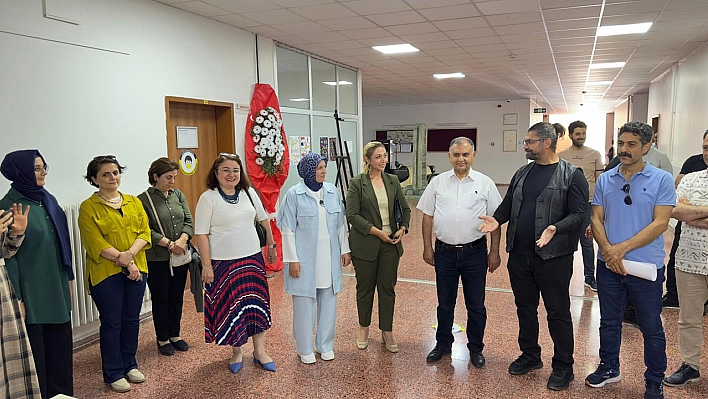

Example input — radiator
[63,205,152,330]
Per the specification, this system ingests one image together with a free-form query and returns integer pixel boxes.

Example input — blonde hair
[362,141,385,173]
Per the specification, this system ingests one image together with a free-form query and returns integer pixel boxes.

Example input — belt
[437,237,486,252]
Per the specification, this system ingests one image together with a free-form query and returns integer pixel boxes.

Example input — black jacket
[494,159,588,260]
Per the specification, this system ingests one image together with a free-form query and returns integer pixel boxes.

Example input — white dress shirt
[417,169,502,245]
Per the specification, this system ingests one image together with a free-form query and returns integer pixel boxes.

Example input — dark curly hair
[619,121,653,145]
[84,155,126,187]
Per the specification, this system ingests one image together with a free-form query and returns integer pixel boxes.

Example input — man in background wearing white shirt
[663,133,708,388]
[418,137,502,369]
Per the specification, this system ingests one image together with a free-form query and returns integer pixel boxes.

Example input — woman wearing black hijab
[0,150,74,398]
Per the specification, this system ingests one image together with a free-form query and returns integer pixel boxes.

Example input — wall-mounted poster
[300,136,311,158]
[503,130,517,152]
[176,126,199,148]
[320,137,329,161]
[289,136,301,165]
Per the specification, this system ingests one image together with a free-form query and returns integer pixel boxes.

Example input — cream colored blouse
[373,183,392,235]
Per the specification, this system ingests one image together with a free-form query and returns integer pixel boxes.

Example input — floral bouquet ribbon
[245,83,290,274]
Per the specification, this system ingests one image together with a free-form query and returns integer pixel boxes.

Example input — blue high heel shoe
[253,356,276,372]
[228,362,243,374]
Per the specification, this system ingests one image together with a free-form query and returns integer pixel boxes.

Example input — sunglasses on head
[93,155,117,162]
[621,183,632,205]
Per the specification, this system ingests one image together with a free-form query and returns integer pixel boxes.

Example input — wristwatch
[268,244,277,249]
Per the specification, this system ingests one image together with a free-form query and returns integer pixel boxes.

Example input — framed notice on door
[177,126,199,148]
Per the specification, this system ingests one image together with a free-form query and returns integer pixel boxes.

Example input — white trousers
[292,286,337,355]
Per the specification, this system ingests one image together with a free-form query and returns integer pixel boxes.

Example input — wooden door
[165,97,235,216]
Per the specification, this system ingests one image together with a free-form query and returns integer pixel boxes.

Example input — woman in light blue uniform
[277,153,351,364]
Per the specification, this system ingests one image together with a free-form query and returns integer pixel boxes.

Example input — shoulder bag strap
[143,191,166,237]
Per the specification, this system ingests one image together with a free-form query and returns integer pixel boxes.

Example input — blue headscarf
[1,150,74,280]
[298,153,326,192]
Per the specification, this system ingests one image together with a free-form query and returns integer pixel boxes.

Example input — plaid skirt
[0,261,40,398]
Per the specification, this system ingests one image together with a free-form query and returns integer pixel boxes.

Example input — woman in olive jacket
[346,141,410,353]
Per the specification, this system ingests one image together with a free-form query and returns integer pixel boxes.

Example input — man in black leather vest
[479,122,588,391]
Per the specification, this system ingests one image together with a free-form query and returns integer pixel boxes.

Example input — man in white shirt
[418,137,502,368]
[663,132,708,388]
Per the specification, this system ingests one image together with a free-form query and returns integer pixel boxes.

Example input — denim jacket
[277,182,345,298]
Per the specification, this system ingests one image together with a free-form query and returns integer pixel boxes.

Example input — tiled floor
[72,199,707,398]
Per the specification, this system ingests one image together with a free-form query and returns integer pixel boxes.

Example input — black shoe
[426,346,451,362]
[508,354,543,375]
[644,379,664,399]
[170,339,189,352]
[663,363,700,387]
[585,362,621,387]
[584,278,598,292]
[470,352,485,368]
[662,295,679,309]
[157,341,176,356]
[547,368,574,391]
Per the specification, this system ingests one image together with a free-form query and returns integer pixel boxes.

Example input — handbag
[393,195,404,231]
[243,188,267,248]
[143,190,192,270]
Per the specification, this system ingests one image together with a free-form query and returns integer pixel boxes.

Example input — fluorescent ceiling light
[322,80,353,86]
[586,81,614,86]
[289,98,310,102]
[589,62,625,69]
[372,43,419,54]
[433,72,465,79]
[597,22,652,37]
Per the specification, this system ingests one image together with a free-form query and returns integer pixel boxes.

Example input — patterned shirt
[675,170,708,275]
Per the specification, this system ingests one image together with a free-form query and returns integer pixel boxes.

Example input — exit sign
[534,108,546,113]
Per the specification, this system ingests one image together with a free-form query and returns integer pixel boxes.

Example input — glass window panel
[276,47,309,110]
[338,67,358,115]
[312,116,359,186]
[279,113,311,197]
[311,59,336,113]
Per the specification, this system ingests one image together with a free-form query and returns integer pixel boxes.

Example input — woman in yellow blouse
[78,155,151,393]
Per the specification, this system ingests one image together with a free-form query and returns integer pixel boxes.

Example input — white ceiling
[155,0,708,113]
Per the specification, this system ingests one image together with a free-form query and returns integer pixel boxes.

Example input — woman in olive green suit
[346,141,411,353]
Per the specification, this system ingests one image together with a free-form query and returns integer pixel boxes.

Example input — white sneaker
[299,352,316,364]
[319,350,335,361]
[125,369,146,383]
[110,378,131,393]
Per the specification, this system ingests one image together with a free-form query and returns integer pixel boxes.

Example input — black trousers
[507,252,574,370]
[665,222,682,301]
[25,321,73,398]
[147,260,189,341]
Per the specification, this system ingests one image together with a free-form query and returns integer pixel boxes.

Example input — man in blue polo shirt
[585,121,675,399]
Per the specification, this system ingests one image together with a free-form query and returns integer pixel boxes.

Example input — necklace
[97,192,122,204]
[217,186,240,204]
[317,189,324,207]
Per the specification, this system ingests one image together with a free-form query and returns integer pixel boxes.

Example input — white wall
[649,41,708,169]
[363,99,531,183]
[0,0,258,204]
[629,93,649,124]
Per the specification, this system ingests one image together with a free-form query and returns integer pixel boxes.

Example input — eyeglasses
[523,138,545,146]
[622,183,632,205]
[34,164,49,173]
[93,155,117,162]
[218,152,240,159]
[218,168,240,174]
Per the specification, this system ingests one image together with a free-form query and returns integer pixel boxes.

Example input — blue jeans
[580,203,595,281]
[597,261,666,383]
[434,239,488,353]
[90,272,147,383]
